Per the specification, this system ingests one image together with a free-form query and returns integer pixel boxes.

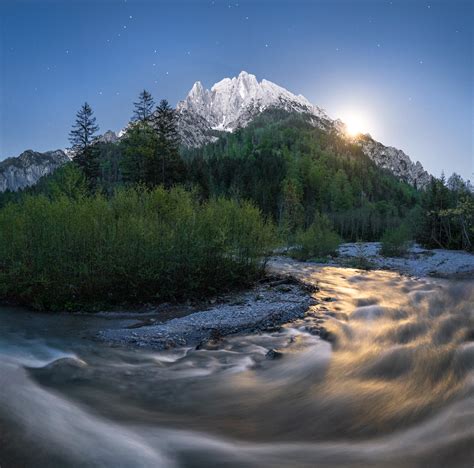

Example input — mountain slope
[177,71,430,188]
[1,72,431,192]
[0,150,69,192]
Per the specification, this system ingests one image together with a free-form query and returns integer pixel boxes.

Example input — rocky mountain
[176,71,431,188]
[0,149,70,192]
[1,72,431,192]
[357,136,431,189]
[97,130,119,144]
[0,129,122,193]
[176,71,331,147]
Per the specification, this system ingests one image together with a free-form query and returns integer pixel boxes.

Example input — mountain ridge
[176,71,431,188]
[0,149,70,192]
[1,70,431,192]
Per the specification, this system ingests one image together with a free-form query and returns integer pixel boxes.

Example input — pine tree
[120,123,156,184]
[69,102,100,185]
[69,102,99,152]
[147,99,184,187]
[132,90,155,123]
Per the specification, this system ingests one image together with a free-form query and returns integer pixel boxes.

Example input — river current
[0,265,473,467]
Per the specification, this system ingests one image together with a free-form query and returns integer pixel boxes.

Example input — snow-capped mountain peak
[177,70,327,133]
[176,70,431,188]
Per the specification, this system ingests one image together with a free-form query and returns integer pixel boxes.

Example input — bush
[293,213,341,261]
[0,186,275,310]
[380,224,412,257]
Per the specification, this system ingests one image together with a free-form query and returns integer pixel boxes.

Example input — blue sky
[1,0,472,180]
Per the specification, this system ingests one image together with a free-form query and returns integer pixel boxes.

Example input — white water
[0,265,473,467]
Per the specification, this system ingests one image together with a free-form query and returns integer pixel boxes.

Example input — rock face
[2,73,431,192]
[177,71,328,134]
[0,149,70,192]
[176,71,332,148]
[96,130,119,144]
[177,70,431,188]
[0,130,119,193]
[358,136,431,189]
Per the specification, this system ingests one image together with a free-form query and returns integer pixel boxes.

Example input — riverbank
[2,254,472,467]
[336,242,474,277]
[97,244,473,350]
[98,276,318,350]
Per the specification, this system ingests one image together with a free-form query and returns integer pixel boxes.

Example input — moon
[342,111,371,137]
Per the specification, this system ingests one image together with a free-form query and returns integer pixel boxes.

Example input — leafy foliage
[293,213,341,261]
[0,187,274,310]
[184,112,421,242]
[121,94,186,188]
[1,96,471,312]
[417,174,473,251]
[380,224,412,257]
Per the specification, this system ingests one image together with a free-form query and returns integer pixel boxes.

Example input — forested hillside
[184,111,420,242]
[0,95,472,310]
[184,111,473,251]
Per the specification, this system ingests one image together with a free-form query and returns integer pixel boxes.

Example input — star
[377,43,381,48]
[99,91,103,95]
[154,49,158,53]
[123,25,127,29]
[419,60,424,64]
[129,15,133,19]
[65,49,70,54]
[153,63,156,66]
[187,51,191,55]
[336,47,340,52]
[265,43,269,48]
[245,16,249,20]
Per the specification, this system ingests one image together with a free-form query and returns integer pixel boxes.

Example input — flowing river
[0,264,473,467]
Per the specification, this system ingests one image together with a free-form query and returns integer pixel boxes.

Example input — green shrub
[293,213,341,261]
[0,187,275,311]
[380,224,412,257]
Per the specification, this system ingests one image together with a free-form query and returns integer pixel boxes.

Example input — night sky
[1,0,472,180]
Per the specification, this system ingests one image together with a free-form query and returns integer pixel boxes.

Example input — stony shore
[98,276,318,350]
[336,242,474,278]
[97,244,473,351]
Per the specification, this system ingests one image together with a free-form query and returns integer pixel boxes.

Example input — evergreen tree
[69,102,99,153]
[120,124,156,185]
[132,89,155,123]
[69,102,100,186]
[148,99,184,187]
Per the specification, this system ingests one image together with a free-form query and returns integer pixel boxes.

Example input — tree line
[68,91,185,190]
[2,90,473,257]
